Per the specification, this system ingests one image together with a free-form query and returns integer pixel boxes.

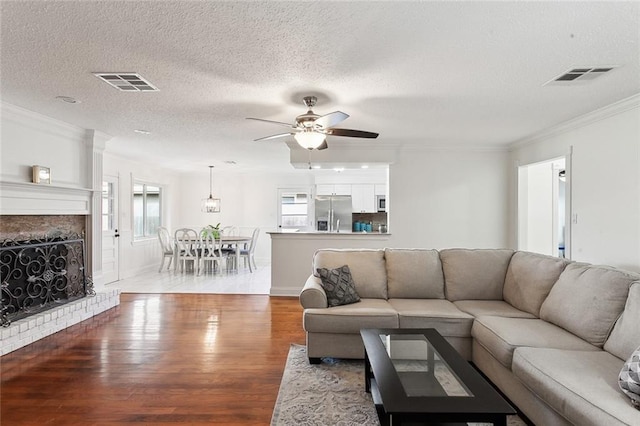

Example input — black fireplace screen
[0,235,94,327]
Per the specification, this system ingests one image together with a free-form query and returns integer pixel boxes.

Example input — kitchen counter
[268,231,392,296]
[268,231,390,236]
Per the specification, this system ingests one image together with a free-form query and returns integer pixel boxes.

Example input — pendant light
[202,165,221,213]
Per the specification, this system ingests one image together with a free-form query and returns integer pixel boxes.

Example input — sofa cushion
[605,282,640,360]
[453,300,536,319]
[388,299,474,337]
[385,248,445,299]
[503,251,571,317]
[540,263,637,347]
[313,249,387,299]
[303,299,398,334]
[440,248,514,301]
[513,347,638,426]
[472,316,599,369]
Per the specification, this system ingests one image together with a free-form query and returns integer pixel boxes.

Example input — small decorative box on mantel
[32,165,51,184]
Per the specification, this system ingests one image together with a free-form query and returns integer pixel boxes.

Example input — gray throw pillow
[619,345,640,410]
[316,265,361,307]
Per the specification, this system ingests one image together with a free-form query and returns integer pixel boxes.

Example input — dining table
[173,234,252,273]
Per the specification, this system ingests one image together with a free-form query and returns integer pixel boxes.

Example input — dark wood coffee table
[361,328,516,426]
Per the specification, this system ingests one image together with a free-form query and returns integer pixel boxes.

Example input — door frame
[516,149,572,259]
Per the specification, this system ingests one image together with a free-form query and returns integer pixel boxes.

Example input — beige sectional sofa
[299,248,640,426]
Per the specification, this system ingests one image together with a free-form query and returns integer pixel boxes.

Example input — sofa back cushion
[313,249,387,299]
[440,248,514,301]
[503,251,571,317]
[385,249,445,299]
[540,263,637,347]
[604,282,640,360]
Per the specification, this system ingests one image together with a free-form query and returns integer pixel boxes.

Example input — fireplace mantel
[0,181,96,215]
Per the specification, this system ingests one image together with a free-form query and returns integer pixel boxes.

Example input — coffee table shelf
[361,328,515,426]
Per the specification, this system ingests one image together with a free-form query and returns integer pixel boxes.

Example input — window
[278,188,311,231]
[102,181,115,232]
[133,181,162,239]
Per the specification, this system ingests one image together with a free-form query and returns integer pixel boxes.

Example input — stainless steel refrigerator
[315,195,352,232]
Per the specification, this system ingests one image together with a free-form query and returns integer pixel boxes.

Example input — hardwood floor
[1,294,306,425]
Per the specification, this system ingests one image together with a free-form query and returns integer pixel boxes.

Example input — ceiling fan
[246,96,379,150]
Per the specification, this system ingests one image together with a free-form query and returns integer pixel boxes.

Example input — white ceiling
[1,1,639,172]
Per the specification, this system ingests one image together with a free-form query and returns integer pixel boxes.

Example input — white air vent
[93,73,159,91]
[544,66,618,86]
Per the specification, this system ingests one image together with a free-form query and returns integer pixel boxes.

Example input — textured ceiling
[1,1,639,172]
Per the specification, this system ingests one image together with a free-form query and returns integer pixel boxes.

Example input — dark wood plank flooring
[1,294,305,425]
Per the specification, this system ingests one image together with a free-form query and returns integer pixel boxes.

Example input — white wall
[0,103,90,188]
[177,169,315,262]
[103,153,182,279]
[510,95,640,271]
[386,148,510,249]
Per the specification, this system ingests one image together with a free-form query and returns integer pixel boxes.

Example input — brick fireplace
[0,214,120,355]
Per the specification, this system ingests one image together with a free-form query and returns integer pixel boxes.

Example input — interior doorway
[517,156,569,258]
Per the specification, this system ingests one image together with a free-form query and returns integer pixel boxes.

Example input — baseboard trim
[270,286,299,297]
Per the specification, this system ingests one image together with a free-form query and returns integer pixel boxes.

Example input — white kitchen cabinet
[351,184,376,213]
[316,184,351,196]
[374,184,386,196]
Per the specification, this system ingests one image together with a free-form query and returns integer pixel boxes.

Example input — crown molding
[1,101,86,139]
[399,142,509,153]
[509,93,640,151]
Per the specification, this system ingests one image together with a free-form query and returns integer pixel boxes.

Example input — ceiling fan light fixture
[294,130,325,150]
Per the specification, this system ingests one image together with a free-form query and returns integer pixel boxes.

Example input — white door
[277,188,313,232]
[102,175,120,284]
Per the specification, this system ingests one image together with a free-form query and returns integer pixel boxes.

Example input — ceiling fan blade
[314,111,349,129]
[327,128,379,139]
[246,117,294,128]
[317,140,329,150]
[254,132,294,141]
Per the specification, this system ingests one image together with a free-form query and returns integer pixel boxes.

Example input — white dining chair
[157,226,174,272]
[221,225,239,236]
[220,225,239,254]
[198,233,226,275]
[228,227,260,273]
[174,228,199,274]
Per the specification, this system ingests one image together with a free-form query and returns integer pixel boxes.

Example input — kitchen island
[268,231,392,296]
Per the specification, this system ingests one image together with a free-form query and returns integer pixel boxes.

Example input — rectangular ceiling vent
[93,73,159,92]
[544,66,618,86]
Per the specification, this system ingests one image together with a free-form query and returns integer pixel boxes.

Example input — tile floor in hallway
[106,259,271,294]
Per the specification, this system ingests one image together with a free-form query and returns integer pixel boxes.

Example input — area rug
[271,344,527,426]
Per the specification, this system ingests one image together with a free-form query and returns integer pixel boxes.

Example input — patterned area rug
[271,344,527,426]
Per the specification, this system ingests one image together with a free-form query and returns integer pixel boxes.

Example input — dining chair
[229,227,260,273]
[221,225,239,236]
[157,226,174,272]
[220,225,239,254]
[198,233,226,275]
[174,228,199,274]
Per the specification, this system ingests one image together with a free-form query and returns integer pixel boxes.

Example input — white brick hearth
[0,289,120,356]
